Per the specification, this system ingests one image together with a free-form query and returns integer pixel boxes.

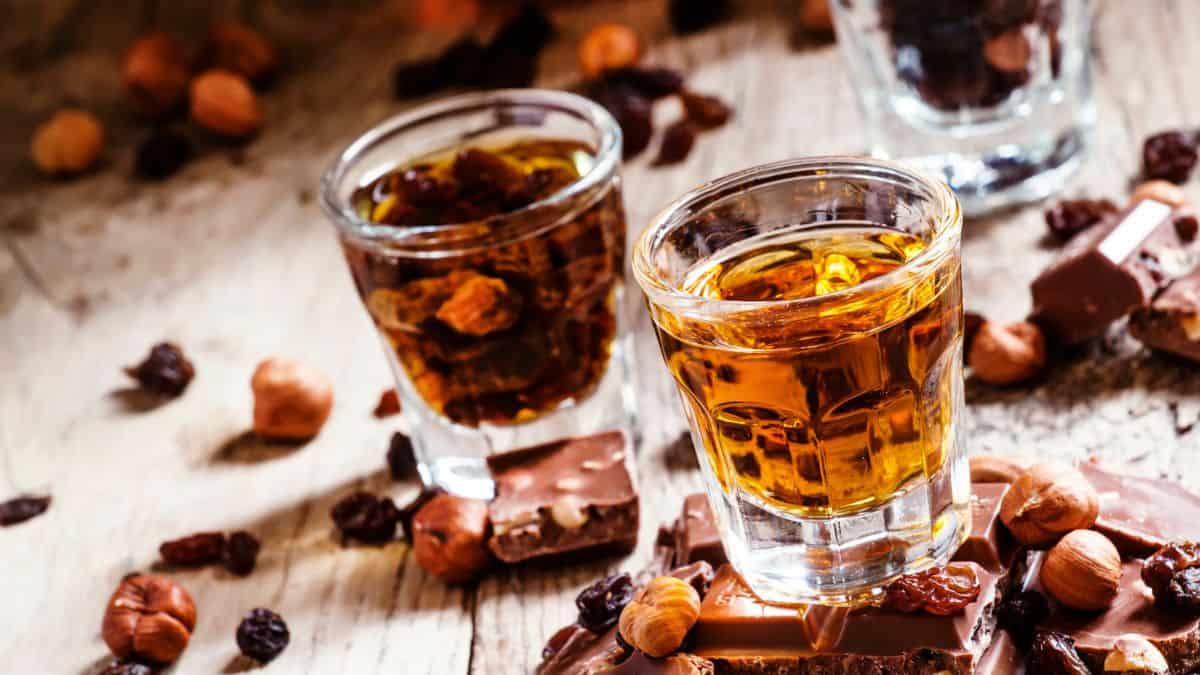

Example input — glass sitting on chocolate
[635,158,970,604]
[322,91,632,499]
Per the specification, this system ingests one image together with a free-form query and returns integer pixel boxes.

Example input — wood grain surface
[2,1,1198,673]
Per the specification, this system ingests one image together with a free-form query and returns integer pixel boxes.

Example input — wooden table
[3,1,1199,672]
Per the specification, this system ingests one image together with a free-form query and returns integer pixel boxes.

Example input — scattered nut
[190,69,263,139]
[1104,635,1169,673]
[799,0,833,33]
[203,23,278,85]
[618,575,701,658]
[999,462,1099,548]
[1040,529,1122,611]
[1130,180,1191,209]
[30,109,104,176]
[969,454,1029,484]
[411,493,491,584]
[101,574,196,665]
[122,32,191,116]
[251,357,333,440]
[968,320,1047,386]
[549,495,589,530]
[983,29,1032,73]
[578,24,642,79]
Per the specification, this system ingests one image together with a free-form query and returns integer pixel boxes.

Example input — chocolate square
[952,482,1016,573]
[1130,270,1200,364]
[673,493,727,568]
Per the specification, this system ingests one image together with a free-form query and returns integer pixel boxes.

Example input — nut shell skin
[31,109,104,176]
[1040,529,1122,611]
[618,576,701,658]
[999,462,1099,548]
[123,32,191,116]
[969,454,1029,484]
[412,494,490,584]
[190,69,263,139]
[969,320,1047,386]
[250,357,333,440]
[101,574,196,665]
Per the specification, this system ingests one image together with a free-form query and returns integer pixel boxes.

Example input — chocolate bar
[1031,199,1199,344]
[487,431,638,563]
[1130,269,1200,363]
[975,631,1024,675]
[605,652,713,674]
[952,482,1017,573]
[672,493,727,568]
[1083,461,1200,556]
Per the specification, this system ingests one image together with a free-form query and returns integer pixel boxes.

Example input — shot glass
[634,157,970,604]
[830,0,1094,214]
[322,90,634,499]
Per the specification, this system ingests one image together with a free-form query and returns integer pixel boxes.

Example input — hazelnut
[122,32,191,117]
[618,576,701,658]
[549,495,589,530]
[800,0,834,33]
[1130,180,1191,209]
[969,454,1030,484]
[1103,635,1169,673]
[250,357,333,440]
[411,493,491,584]
[30,109,104,176]
[190,69,263,139]
[1040,529,1122,611]
[983,29,1032,73]
[101,574,196,665]
[203,23,278,85]
[968,320,1047,386]
[999,462,1099,548]
[578,24,641,79]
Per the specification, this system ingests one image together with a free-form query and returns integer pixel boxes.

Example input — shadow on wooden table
[211,430,310,464]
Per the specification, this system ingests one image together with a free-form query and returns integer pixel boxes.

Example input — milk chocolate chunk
[487,431,638,563]
[606,652,714,674]
[975,631,1024,675]
[952,483,1017,573]
[1082,461,1200,556]
[1130,270,1200,364]
[1031,199,1199,344]
[672,493,727,568]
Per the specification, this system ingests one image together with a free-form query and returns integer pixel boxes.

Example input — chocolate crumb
[0,495,51,526]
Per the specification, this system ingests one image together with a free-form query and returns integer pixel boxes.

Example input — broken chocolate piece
[952,483,1017,573]
[1130,269,1200,364]
[1081,461,1200,556]
[486,431,638,562]
[672,493,727,568]
[607,652,714,674]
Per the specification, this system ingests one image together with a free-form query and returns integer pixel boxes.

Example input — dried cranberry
[576,573,635,633]
[99,661,155,675]
[1143,130,1198,184]
[1043,199,1117,241]
[330,491,400,544]
[398,488,444,544]
[0,495,51,526]
[387,432,417,481]
[882,563,980,615]
[134,129,193,180]
[223,530,261,576]
[1176,214,1199,243]
[124,342,195,398]
[602,67,685,100]
[653,120,698,166]
[373,389,401,418]
[681,91,733,129]
[236,607,290,663]
[1028,631,1089,675]
[668,0,730,34]
[159,532,226,566]
[995,590,1048,647]
[1143,541,1200,612]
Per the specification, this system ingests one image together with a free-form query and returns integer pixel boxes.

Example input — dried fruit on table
[387,432,417,480]
[236,608,290,663]
[330,491,400,544]
[202,23,278,86]
[250,357,334,440]
[134,129,194,180]
[995,590,1048,647]
[681,91,733,129]
[124,342,195,398]
[591,85,653,158]
[0,494,51,526]
[882,563,981,615]
[223,531,261,576]
[654,120,698,166]
[1029,631,1090,675]
[602,66,685,100]
[490,2,555,57]
[435,274,523,336]
[668,0,730,34]
[31,109,104,176]
[373,389,401,418]
[576,572,635,633]
[618,575,701,657]
[578,24,642,79]
[1142,541,1200,612]
[190,69,263,139]
[1044,198,1117,241]
[1143,130,1199,184]
[122,32,190,117]
[101,574,196,665]
[411,493,491,584]
[160,532,226,566]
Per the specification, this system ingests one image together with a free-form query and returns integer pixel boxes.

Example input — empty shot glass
[322,90,634,499]
[634,157,970,604]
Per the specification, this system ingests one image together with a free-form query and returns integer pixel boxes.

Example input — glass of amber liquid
[322,90,632,499]
[634,157,970,604]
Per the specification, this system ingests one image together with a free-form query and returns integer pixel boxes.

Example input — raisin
[489,3,556,57]
[963,311,986,356]
[452,149,527,203]
[1144,541,1200,611]
[387,431,417,481]
[159,532,226,566]
[882,563,980,615]
[0,494,51,526]
[478,47,539,89]
[397,168,459,208]
[995,590,1048,647]
[591,85,652,158]
[1165,566,1200,612]
[576,573,635,633]
[236,607,290,663]
[1144,130,1199,184]
[398,488,445,544]
[124,342,195,398]
[392,57,446,100]
[602,67,685,100]
[653,120,698,167]
[223,530,261,576]
[437,38,487,87]
[373,389,401,418]
[330,491,400,544]
[1176,214,1199,243]
[134,129,193,180]
[435,274,523,336]
[1043,198,1117,241]
[668,0,730,34]
[99,661,155,675]
[1028,631,1090,675]
[681,92,733,129]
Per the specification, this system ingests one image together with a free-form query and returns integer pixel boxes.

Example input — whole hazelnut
[969,454,1030,484]
[800,0,834,33]
[1040,529,1122,611]
[251,357,333,440]
[578,24,642,79]
[968,320,1047,386]
[411,493,491,584]
[1104,635,1169,673]
[122,32,191,117]
[1131,180,1191,209]
[190,69,263,139]
[999,462,1099,548]
[30,109,104,176]
[101,574,196,665]
[618,575,701,657]
[203,23,278,85]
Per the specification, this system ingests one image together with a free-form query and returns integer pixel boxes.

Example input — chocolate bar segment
[1082,461,1200,556]
[487,431,638,563]
[1031,199,1198,344]
[1130,269,1200,363]
[673,493,727,568]
[606,651,714,674]
[952,482,1016,573]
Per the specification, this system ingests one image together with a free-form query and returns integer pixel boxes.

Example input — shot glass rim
[319,88,622,252]
[632,155,963,314]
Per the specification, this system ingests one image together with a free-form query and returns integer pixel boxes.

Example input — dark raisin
[716,364,738,383]
[1028,631,1090,675]
[236,607,290,663]
[223,530,261,576]
[398,488,445,544]
[1176,214,1199,242]
[995,590,1048,647]
[1144,130,1199,184]
[387,432,417,481]
[1043,198,1117,241]
[576,573,635,633]
[731,453,761,479]
[1142,541,1200,599]
[1164,566,1200,612]
[134,129,193,180]
[392,57,446,100]
[453,148,526,202]
[653,120,698,166]
[124,342,195,398]
[963,311,986,356]
[99,661,155,675]
[330,491,400,544]
[882,563,980,615]
[373,389,401,418]
[398,168,459,207]
[602,67,685,100]
[438,38,487,87]
[159,532,226,566]
[489,3,556,57]
[681,91,733,129]
[593,87,653,158]
[478,47,539,89]
[668,0,730,34]
[0,494,51,526]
